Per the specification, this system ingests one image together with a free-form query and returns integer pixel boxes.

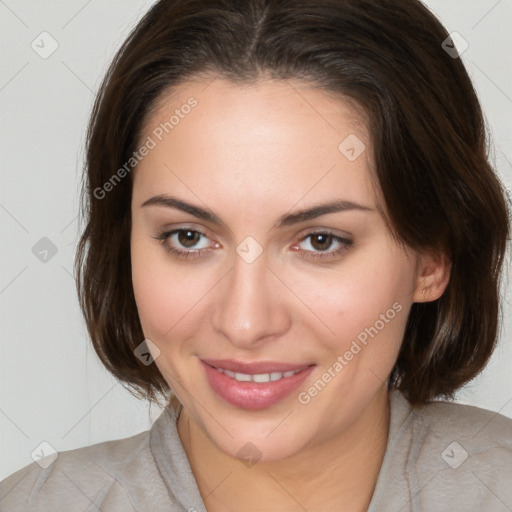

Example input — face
[131,77,420,461]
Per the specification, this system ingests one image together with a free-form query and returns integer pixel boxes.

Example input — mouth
[200,359,315,410]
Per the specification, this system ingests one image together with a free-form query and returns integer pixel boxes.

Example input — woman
[1,0,511,510]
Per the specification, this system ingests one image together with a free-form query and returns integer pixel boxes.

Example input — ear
[412,250,451,303]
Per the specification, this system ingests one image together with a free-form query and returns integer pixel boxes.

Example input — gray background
[1,0,511,480]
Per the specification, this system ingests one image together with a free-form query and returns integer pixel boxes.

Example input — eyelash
[152,229,353,261]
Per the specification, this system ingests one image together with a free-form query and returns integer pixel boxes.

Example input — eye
[153,228,216,260]
[170,229,210,249]
[293,231,353,260]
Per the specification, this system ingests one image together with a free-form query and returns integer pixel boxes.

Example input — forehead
[133,77,378,213]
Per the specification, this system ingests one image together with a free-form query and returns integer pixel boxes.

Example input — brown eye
[153,228,213,258]
[177,230,202,248]
[295,231,353,261]
[310,233,334,251]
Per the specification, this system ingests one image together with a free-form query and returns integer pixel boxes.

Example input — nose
[210,249,292,350]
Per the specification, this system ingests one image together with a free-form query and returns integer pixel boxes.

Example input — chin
[192,404,319,463]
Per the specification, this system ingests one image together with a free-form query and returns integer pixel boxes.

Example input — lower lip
[201,361,315,410]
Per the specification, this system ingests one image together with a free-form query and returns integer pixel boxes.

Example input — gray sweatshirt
[1,389,511,511]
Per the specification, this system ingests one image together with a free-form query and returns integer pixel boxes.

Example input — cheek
[131,235,206,342]
[296,249,412,357]
[335,255,412,374]
[131,238,169,336]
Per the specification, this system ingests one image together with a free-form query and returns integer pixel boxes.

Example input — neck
[178,386,390,512]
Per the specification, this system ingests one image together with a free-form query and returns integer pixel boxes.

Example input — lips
[201,358,315,410]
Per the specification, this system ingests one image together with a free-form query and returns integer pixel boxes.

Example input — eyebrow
[140,194,374,228]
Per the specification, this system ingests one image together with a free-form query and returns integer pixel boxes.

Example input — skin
[130,77,451,511]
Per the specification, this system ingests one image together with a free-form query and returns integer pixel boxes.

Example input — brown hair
[75,0,511,406]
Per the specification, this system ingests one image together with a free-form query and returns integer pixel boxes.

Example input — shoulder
[413,394,512,445]
[374,391,512,511]
[0,429,171,512]
[409,394,512,470]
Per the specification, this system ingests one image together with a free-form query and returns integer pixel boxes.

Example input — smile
[201,359,315,410]
[214,367,304,383]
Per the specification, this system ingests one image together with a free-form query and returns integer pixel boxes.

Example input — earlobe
[413,251,451,303]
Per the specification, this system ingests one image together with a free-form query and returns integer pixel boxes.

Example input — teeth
[253,373,270,383]
[234,372,252,382]
[217,368,303,382]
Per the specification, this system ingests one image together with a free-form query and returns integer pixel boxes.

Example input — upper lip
[202,358,314,374]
